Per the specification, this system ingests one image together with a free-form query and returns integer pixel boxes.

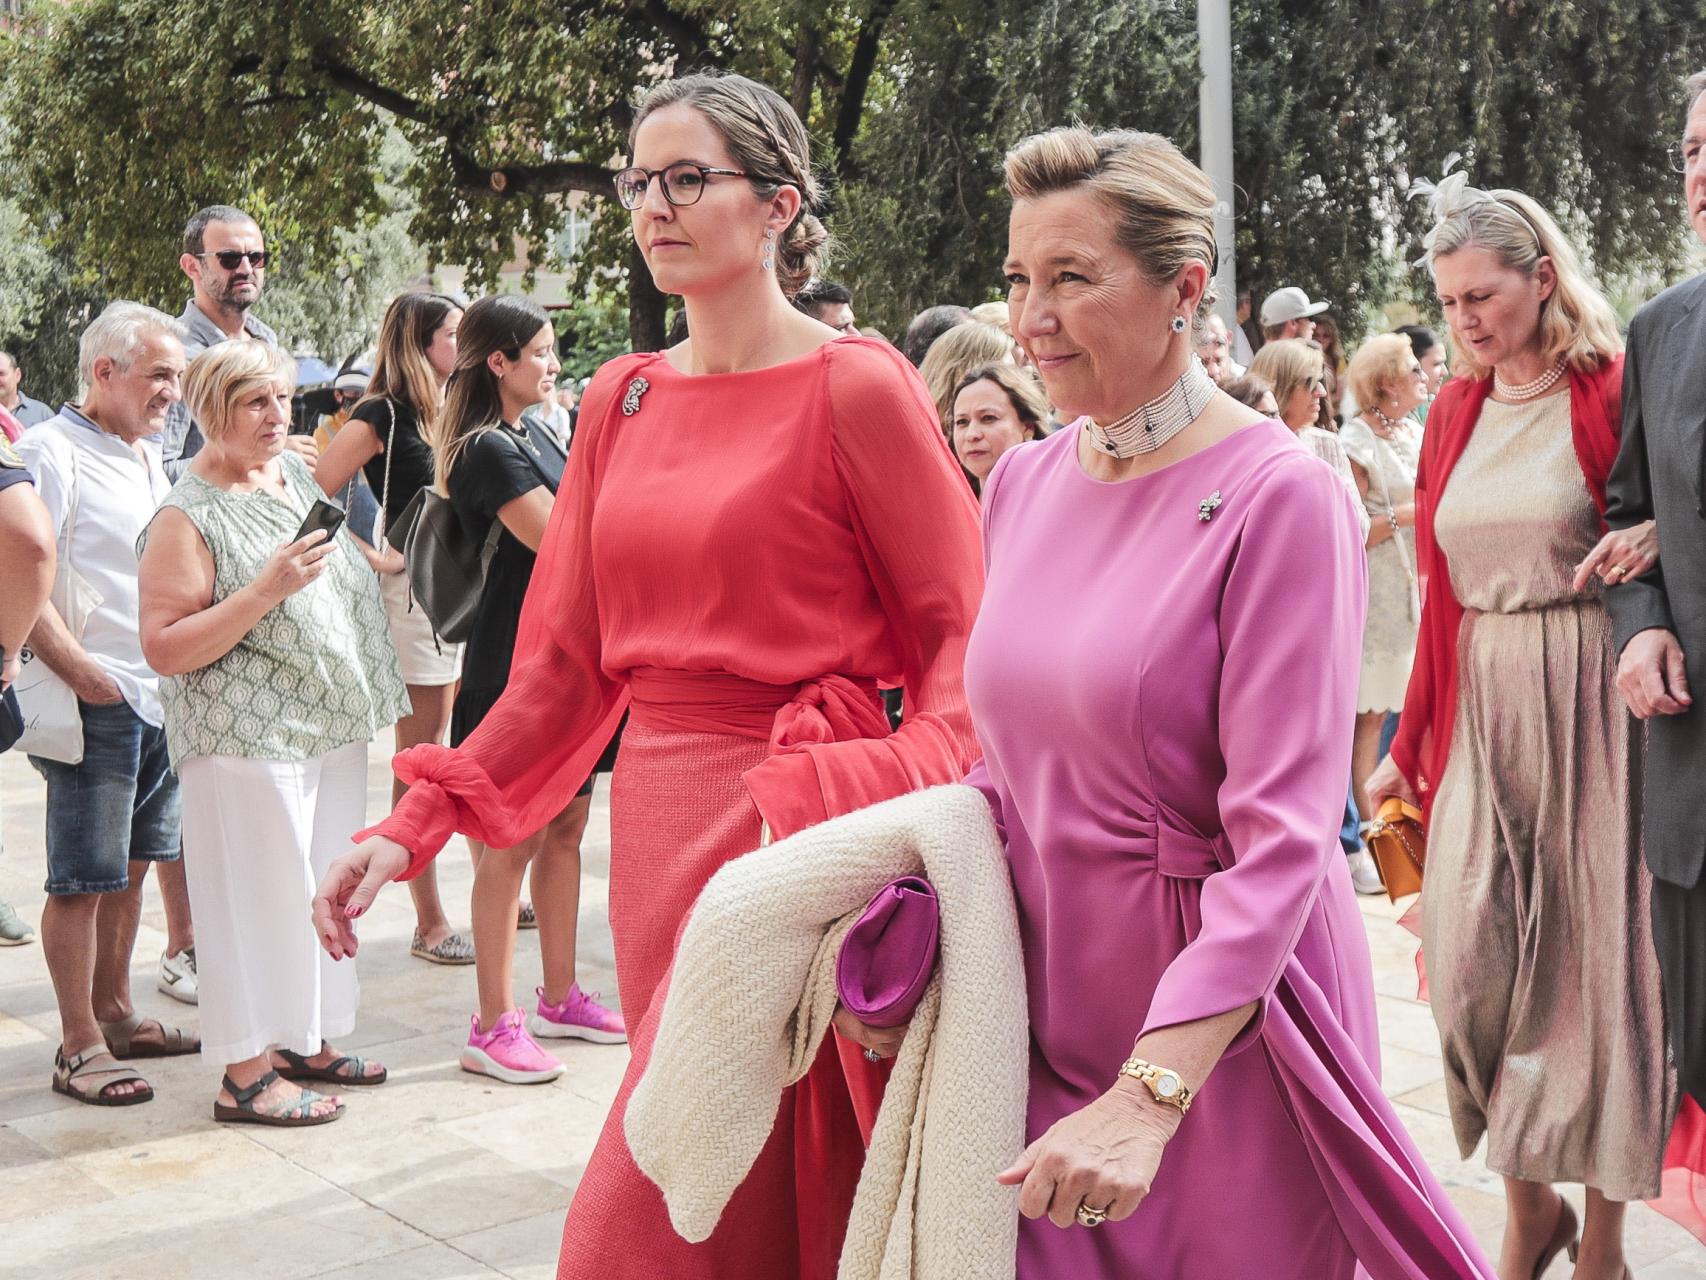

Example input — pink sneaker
[528,984,628,1045]
[459,1010,564,1084]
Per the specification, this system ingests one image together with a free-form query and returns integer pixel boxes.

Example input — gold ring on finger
[1607,564,1625,577]
[1075,1200,1111,1228]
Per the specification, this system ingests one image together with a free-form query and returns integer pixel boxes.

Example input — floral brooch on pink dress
[1198,490,1223,522]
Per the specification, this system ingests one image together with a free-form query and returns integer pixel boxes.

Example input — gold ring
[1075,1201,1111,1228]
[1608,564,1627,578]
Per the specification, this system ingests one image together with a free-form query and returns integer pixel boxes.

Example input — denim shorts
[31,698,182,896]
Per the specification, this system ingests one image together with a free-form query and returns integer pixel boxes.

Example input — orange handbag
[1365,796,1426,903]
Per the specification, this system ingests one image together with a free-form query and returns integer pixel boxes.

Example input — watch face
[1155,1074,1179,1097]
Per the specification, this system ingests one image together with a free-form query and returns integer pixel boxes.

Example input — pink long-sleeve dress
[965,420,1494,1280]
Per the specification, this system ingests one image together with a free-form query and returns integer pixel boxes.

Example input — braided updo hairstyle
[630,72,829,297]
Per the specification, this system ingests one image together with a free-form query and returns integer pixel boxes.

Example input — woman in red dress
[312,72,983,1279]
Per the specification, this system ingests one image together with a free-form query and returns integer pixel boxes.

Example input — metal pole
[1198,0,1237,326]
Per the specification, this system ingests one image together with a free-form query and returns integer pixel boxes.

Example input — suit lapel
[1659,279,1706,506]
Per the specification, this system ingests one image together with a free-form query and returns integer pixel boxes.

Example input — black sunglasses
[613,162,763,210]
[198,250,269,270]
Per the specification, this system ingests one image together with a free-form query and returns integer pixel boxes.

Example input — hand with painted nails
[311,837,411,960]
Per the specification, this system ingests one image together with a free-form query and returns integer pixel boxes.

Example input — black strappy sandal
[275,1046,387,1087]
[213,1069,344,1127]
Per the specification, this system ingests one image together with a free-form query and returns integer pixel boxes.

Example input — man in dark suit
[1600,68,1706,1107]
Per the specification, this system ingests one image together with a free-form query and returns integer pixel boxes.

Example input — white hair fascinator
[1409,153,1497,265]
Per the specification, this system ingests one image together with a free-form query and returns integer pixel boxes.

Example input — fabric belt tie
[625,667,888,747]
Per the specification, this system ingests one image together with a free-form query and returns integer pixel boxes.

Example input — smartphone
[294,498,346,545]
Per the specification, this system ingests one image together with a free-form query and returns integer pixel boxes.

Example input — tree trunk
[627,241,668,351]
[833,0,899,178]
[790,23,820,121]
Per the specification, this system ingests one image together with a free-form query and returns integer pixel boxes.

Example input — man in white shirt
[17,302,199,1105]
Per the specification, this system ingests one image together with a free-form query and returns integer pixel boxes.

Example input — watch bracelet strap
[1118,1056,1194,1114]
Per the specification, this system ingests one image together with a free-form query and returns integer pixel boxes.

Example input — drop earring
[761,229,776,272]
[1170,315,1188,334]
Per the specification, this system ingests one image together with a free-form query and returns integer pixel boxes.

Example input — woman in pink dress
[978,125,1494,1279]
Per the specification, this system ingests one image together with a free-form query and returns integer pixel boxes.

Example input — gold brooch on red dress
[622,376,650,416]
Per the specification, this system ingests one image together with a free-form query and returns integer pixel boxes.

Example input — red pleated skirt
[557,722,887,1280]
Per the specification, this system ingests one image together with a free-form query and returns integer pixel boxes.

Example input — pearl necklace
[1368,406,1406,439]
[1084,356,1218,458]
[1493,357,1566,401]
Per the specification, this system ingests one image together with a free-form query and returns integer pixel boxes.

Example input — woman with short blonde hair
[1338,333,1426,813]
[1249,339,1369,541]
[138,339,408,1127]
[1249,338,1324,428]
[974,123,1489,1278]
[1370,174,1670,1278]
[920,320,1017,435]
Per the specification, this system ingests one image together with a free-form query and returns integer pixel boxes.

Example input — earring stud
[1171,316,1188,333]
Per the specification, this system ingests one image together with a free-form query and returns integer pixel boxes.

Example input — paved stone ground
[2,731,1702,1279]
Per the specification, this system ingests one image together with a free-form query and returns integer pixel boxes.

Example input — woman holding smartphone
[137,340,409,1126]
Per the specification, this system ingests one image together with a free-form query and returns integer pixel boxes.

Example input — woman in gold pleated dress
[1368,176,1672,1280]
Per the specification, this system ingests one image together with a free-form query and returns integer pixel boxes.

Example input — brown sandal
[213,1070,344,1127]
[52,1044,154,1106]
[100,1011,199,1059]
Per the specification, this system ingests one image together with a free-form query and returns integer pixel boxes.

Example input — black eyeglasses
[198,250,269,270]
[613,162,758,210]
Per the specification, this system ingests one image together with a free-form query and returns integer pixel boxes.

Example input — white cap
[1259,286,1330,327]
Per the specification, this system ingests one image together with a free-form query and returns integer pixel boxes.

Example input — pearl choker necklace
[1084,356,1218,458]
[1493,358,1566,401]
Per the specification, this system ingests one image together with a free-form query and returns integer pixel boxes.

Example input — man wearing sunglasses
[151,204,311,1009]
[161,204,314,483]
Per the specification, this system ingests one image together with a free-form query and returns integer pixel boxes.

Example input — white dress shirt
[16,409,170,725]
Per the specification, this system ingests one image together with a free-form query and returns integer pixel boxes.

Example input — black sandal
[213,1069,344,1127]
[275,1046,387,1086]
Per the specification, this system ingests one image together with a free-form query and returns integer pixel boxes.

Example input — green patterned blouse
[143,451,410,769]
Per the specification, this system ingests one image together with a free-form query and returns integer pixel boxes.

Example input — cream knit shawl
[625,784,1029,1280]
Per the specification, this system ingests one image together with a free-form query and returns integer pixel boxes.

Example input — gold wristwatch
[1117,1056,1194,1115]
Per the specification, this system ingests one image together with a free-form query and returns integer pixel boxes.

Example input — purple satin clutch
[835,876,940,1028]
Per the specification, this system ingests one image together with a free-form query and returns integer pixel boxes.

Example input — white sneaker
[158,947,198,1005]
[1347,850,1386,897]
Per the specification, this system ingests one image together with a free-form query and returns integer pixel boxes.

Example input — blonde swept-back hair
[182,340,295,444]
[1003,126,1219,328]
[969,300,1012,334]
[920,322,1016,436]
[1346,333,1415,415]
[1248,339,1324,423]
[1423,184,1621,379]
[631,72,829,297]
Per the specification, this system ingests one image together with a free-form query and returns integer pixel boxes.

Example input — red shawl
[1390,357,1624,815]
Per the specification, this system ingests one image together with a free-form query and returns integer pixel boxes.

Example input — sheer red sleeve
[356,361,637,877]
[742,340,985,837]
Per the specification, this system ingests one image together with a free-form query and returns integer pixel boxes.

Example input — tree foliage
[1,0,1700,364]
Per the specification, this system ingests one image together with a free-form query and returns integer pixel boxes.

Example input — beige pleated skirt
[1422,600,1673,1201]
